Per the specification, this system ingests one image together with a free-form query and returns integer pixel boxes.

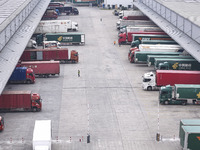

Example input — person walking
[78,70,80,77]
[114,41,116,45]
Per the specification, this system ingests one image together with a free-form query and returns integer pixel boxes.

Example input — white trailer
[32,120,51,150]
[120,26,162,33]
[34,20,78,34]
[139,44,183,52]
[118,10,144,19]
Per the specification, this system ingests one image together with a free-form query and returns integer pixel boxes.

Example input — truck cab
[142,72,156,91]
[31,93,42,112]
[158,62,169,70]
[26,68,35,84]
[0,116,4,131]
[70,50,79,63]
[43,41,61,49]
[118,33,126,44]
[128,48,139,63]
[72,22,78,31]
[159,85,172,104]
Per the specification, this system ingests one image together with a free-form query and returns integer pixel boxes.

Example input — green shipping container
[154,58,200,70]
[179,119,200,139]
[45,33,85,45]
[180,126,200,150]
[147,55,193,66]
[134,51,182,63]
[175,84,200,100]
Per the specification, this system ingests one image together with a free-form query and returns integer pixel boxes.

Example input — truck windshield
[143,78,151,82]
[29,73,34,77]
[161,91,168,95]
[35,99,41,104]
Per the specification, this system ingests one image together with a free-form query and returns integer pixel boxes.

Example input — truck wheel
[26,80,31,84]
[33,107,37,112]
[147,86,152,91]
[164,100,169,105]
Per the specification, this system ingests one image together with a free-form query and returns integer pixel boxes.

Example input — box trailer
[34,20,78,34]
[20,48,78,63]
[0,91,42,112]
[42,10,58,20]
[131,34,173,47]
[36,33,85,46]
[133,51,182,63]
[142,70,200,91]
[116,20,156,30]
[147,55,193,66]
[9,67,35,84]
[118,27,164,44]
[33,120,51,150]
[154,58,200,70]
[180,126,200,150]
[55,6,79,15]
[123,15,149,20]
[159,84,200,105]
[179,119,200,139]
[118,10,145,19]
[20,61,60,78]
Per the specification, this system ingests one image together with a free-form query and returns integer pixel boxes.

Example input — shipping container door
[36,51,43,60]
[81,35,85,43]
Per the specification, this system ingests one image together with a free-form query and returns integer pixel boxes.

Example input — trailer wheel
[33,107,37,112]
[147,86,152,91]
[182,102,187,106]
[164,100,169,105]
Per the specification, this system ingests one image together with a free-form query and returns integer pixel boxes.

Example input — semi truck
[147,55,193,66]
[129,51,181,63]
[179,119,200,139]
[142,70,200,91]
[154,58,200,70]
[20,48,78,63]
[180,126,200,150]
[118,31,167,45]
[0,116,4,131]
[9,67,35,84]
[26,39,37,49]
[0,91,42,112]
[119,25,161,34]
[55,6,79,15]
[116,20,156,30]
[159,84,200,105]
[42,9,58,20]
[118,10,145,19]
[131,39,178,48]
[36,33,85,46]
[130,34,173,47]
[20,61,60,78]
[34,20,78,34]
[134,51,184,63]
[33,120,51,150]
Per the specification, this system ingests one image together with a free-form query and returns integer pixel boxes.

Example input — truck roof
[175,84,200,88]
[33,120,51,141]
[21,61,60,64]
[135,51,181,54]
[181,119,200,125]
[25,48,68,52]
[182,126,200,133]
[154,58,196,61]
[1,91,32,95]
[156,70,200,74]
[46,33,84,35]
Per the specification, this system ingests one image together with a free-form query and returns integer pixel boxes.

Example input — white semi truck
[34,20,78,34]
[32,120,52,150]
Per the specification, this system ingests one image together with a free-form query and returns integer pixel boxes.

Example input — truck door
[36,51,43,60]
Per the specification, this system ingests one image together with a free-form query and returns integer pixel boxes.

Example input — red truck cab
[0,116,4,131]
[71,50,79,63]
[31,93,42,112]
[27,68,35,83]
[129,48,140,63]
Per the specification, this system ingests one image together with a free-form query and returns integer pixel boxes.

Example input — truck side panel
[0,93,31,110]
[156,71,200,86]
[176,86,200,100]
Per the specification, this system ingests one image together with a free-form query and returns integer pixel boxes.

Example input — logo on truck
[197,92,200,99]
[58,36,63,41]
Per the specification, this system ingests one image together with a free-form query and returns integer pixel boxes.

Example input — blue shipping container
[9,67,27,81]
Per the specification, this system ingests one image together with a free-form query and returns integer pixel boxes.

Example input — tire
[26,80,31,84]
[182,102,187,106]
[147,86,152,91]
[33,107,37,112]
[164,100,169,105]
